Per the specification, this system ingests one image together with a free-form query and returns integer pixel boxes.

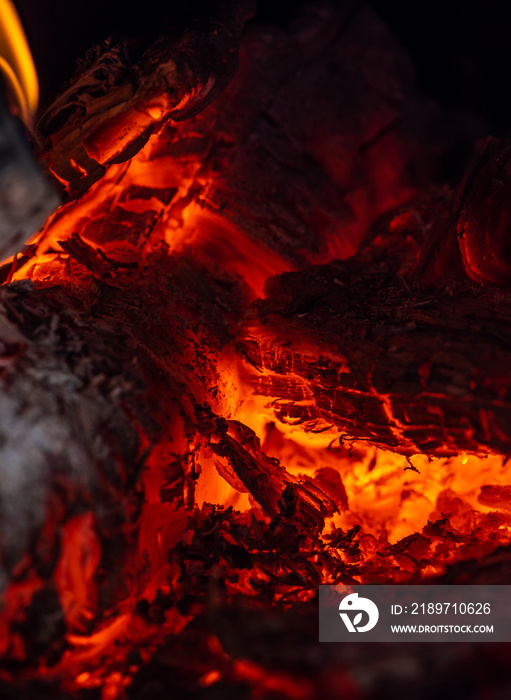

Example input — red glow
[0,67,506,700]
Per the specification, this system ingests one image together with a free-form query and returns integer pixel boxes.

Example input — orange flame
[0,0,38,122]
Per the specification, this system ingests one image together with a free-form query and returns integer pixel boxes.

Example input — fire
[0,0,38,122]
[0,107,509,695]
[0,29,508,700]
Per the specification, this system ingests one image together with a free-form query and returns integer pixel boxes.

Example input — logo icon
[339,592,379,632]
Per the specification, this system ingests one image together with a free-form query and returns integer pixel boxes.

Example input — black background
[12,0,511,132]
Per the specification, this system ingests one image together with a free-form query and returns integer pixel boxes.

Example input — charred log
[0,254,345,684]
[1,243,511,690]
[0,279,148,592]
[34,0,253,199]
[0,1,510,698]
[237,139,511,458]
[30,0,465,268]
[454,138,511,285]
[240,247,511,457]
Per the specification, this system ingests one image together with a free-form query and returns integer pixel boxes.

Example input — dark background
[12,0,511,132]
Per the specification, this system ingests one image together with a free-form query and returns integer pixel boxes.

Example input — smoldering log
[126,1,471,267]
[0,258,338,599]
[1,245,510,688]
[0,280,148,593]
[240,253,511,457]
[236,136,511,458]
[32,0,467,265]
[2,0,252,260]
[454,138,511,285]
[34,0,253,199]
[0,0,462,601]
[1,2,510,698]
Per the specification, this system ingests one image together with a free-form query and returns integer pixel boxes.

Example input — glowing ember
[0,4,508,699]
[0,109,508,694]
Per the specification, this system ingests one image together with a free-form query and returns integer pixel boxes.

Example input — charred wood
[240,252,511,456]
[34,0,253,199]
[0,2,508,698]
[31,0,464,267]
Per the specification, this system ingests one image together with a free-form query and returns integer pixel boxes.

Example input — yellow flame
[0,0,38,121]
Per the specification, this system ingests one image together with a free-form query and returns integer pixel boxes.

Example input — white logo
[339,592,379,632]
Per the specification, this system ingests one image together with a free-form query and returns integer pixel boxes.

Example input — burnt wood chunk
[240,255,511,457]
[34,0,253,199]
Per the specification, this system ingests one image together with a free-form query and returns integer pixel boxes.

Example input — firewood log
[237,137,511,458]
[31,0,465,268]
[0,1,506,698]
[240,253,511,457]
[0,254,344,685]
[34,0,253,199]
[0,0,456,631]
